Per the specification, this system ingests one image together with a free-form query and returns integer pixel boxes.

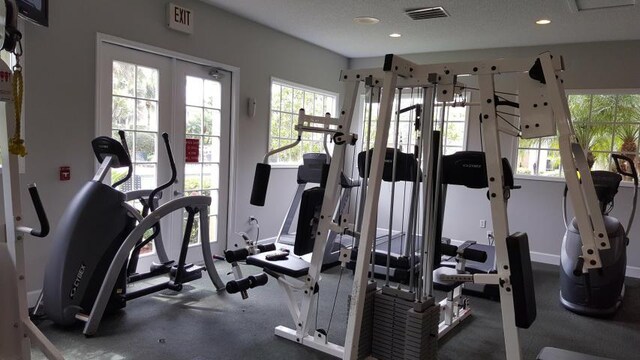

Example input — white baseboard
[530,251,560,266]
[626,266,640,279]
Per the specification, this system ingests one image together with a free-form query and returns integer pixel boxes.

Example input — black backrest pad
[441,151,514,189]
[506,232,537,329]
[294,187,325,256]
[297,153,328,184]
[358,148,419,182]
[92,136,131,168]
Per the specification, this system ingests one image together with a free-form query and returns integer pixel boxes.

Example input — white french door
[172,60,231,265]
[97,41,231,271]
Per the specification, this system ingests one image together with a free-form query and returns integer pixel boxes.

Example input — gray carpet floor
[32,262,640,360]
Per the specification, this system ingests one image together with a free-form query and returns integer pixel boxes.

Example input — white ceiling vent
[570,0,636,11]
[405,6,449,20]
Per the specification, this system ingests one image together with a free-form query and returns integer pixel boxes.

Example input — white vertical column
[344,71,398,360]
[478,73,522,360]
[296,80,361,337]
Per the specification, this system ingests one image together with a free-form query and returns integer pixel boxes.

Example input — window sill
[515,174,638,188]
[515,174,565,183]
[270,164,301,170]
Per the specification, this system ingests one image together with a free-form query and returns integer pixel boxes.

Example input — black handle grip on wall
[250,163,271,206]
[27,184,49,238]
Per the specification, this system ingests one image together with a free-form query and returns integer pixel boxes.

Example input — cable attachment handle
[8,38,26,157]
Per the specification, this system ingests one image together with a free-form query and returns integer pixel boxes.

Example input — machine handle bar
[112,130,133,189]
[147,133,177,213]
[26,184,49,238]
[611,154,638,235]
[611,154,638,183]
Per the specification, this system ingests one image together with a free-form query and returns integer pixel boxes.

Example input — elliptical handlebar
[611,154,638,237]
[147,133,177,213]
[112,130,133,189]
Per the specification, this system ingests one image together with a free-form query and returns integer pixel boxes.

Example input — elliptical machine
[42,132,224,332]
[560,154,638,316]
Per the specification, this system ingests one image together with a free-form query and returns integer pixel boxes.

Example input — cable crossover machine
[232,53,612,360]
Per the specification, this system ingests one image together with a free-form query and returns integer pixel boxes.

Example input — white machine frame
[0,59,64,359]
[261,52,608,360]
[342,53,608,360]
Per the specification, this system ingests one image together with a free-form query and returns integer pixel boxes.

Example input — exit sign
[168,3,194,34]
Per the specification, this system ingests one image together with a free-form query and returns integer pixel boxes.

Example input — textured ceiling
[201,0,640,58]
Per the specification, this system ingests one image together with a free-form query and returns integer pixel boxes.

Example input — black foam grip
[440,243,458,257]
[224,248,249,263]
[225,273,268,294]
[27,185,49,238]
[258,243,277,252]
[462,248,488,263]
[251,273,269,287]
[250,163,271,206]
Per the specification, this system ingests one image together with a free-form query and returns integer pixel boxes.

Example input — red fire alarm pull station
[185,138,200,163]
[60,166,71,181]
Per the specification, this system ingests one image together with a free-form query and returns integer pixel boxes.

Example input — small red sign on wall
[185,138,200,163]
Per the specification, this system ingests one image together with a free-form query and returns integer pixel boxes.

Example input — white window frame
[357,91,470,155]
[268,77,339,168]
[514,88,640,186]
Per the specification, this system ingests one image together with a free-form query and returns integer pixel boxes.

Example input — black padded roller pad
[506,232,537,329]
[250,163,271,206]
[224,248,249,263]
[440,243,488,263]
[257,243,276,253]
[461,248,488,263]
[226,273,269,294]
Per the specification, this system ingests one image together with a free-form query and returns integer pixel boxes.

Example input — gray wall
[350,40,640,275]
[15,0,348,294]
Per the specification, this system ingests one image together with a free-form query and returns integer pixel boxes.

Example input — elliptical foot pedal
[150,260,174,273]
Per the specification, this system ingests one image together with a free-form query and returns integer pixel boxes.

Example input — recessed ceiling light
[389,33,402,38]
[353,16,380,25]
[535,19,552,25]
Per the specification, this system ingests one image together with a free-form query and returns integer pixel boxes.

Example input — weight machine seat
[433,267,465,293]
[537,347,614,360]
[246,251,310,278]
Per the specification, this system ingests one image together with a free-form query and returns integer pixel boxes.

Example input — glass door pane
[183,76,222,245]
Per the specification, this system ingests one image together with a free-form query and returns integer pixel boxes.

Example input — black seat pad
[246,251,310,278]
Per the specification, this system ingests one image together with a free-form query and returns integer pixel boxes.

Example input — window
[434,103,468,155]
[360,90,469,156]
[269,79,338,165]
[110,60,159,191]
[517,93,640,179]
